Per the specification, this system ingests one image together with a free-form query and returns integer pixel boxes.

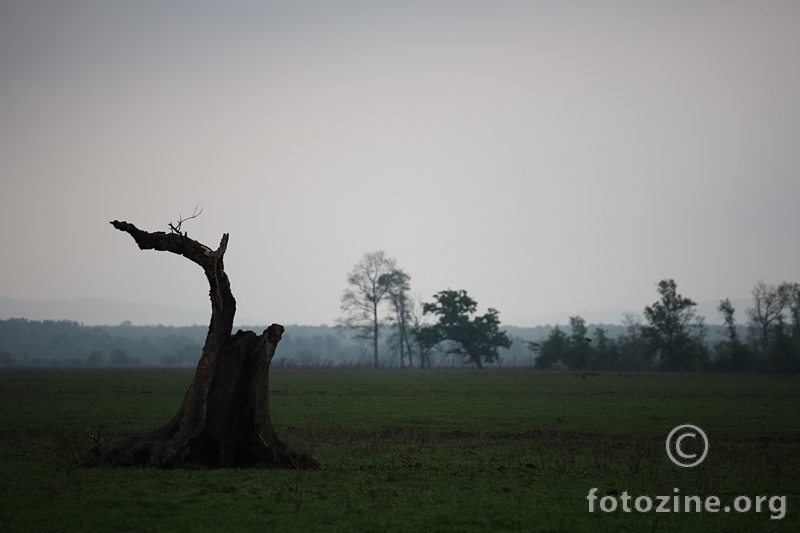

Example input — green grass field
[1,368,798,532]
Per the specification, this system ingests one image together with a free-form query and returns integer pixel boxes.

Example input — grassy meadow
[0,368,798,532]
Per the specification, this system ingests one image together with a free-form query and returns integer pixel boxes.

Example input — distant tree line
[0,319,202,366]
[0,318,399,367]
[335,252,799,373]
[531,279,800,373]
[0,320,399,368]
[2,274,796,373]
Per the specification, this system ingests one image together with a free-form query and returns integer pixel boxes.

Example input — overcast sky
[1,1,798,327]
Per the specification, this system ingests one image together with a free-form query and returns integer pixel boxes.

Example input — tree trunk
[92,221,318,469]
[373,303,379,367]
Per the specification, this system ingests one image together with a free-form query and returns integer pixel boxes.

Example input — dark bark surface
[92,221,318,469]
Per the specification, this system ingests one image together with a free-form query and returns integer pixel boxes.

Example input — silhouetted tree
[746,281,792,354]
[590,327,619,371]
[714,298,755,372]
[336,251,396,367]
[420,290,511,369]
[411,324,438,369]
[530,317,600,370]
[381,269,413,367]
[565,316,592,370]
[408,295,434,368]
[93,220,317,469]
[643,279,707,371]
[531,326,567,370]
[789,284,800,346]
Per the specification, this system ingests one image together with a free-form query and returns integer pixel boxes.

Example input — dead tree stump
[94,220,318,469]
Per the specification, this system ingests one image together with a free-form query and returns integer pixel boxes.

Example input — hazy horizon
[2,1,798,327]
[0,294,752,329]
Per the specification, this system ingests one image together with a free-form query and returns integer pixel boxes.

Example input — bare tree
[93,220,318,469]
[746,281,792,353]
[335,251,396,367]
[382,269,413,367]
[408,294,434,368]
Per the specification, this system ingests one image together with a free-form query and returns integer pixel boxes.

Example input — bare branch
[168,204,204,235]
[110,219,234,340]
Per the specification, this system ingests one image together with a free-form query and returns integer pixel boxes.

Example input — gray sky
[1,1,798,327]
